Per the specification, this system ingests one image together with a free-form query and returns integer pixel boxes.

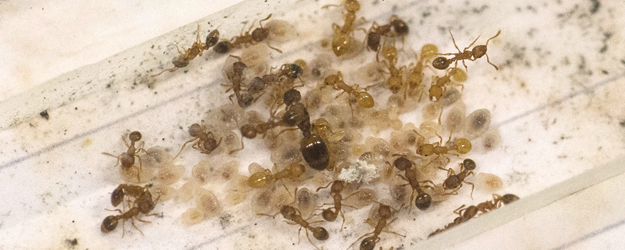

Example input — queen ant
[218,14,283,54]
[173,121,222,159]
[151,25,219,77]
[323,71,375,111]
[432,30,501,71]
[439,158,476,199]
[348,203,404,250]
[102,131,148,182]
[390,155,434,210]
[323,0,365,56]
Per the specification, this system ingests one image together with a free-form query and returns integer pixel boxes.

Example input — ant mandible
[432,30,501,71]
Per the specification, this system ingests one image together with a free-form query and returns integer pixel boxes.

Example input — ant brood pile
[101,1,518,249]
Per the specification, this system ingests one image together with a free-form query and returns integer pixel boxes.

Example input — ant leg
[195,24,201,44]
[453,204,467,215]
[316,181,333,192]
[266,43,283,53]
[102,153,122,168]
[465,35,481,50]
[174,44,186,57]
[136,155,144,183]
[228,136,243,155]
[259,14,272,27]
[448,30,462,53]
[339,210,346,231]
[485,53,499,70]
[464,181,475,200]
[130,217,145,236]
[485,30,501,46]
[150,68,178,78]
[174,138,198,159]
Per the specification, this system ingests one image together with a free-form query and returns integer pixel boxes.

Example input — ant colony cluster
[100,1,518,248]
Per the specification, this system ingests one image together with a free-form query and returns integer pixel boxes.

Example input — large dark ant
[432,30,501,71]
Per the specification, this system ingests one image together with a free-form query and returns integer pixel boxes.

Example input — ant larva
[323,71,375,111]
[173,121,222,159]
[432,30,501,71]
[217,14,283,54]
[439,158,476,199]
[348,203,404,250]
[390,155,434,210]
[323,0,365,57]
[151,25,219,77]
[102,131,148,182]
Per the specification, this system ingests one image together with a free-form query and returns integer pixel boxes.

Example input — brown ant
[323,0,365,56]
[261,192,329,250]
[432,30,501,71]
[390,155,434,210]
[476,193,519,213]
[315,180,360,230]
[219,14,283,54]
[247,163,306,189]
[439,158,476,199]
[151,25,219,77]
[348,203,404,250]
[111,184,149,207]
[428,204,479,237]
[222,55,254,108]
[102,131,148,181]
[101,189,160,237]
[413,129,472,160]
[405,44,438,100]
[323,71,375,111]
[428,68,465,102]
[173,121,222,159]
[365,15,409,53]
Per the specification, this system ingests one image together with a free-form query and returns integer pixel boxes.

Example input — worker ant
[247,163,306,190]
[365,15,409,53]
[215,14,283,54]
[428,204,479,237]
[428,68,466,102]
[102,188,160,237]
[151,25,219,77]
[439,158,476,199]
[375,39,406,94]
[348,203,404,250]
[413,128,472,160]
[323,71,375,111]
[476,193,519,213]
[102,131,148,182]
[315,180,361,230]
[405,44,438,100]
[173,121,222,159]
[390,155,434,210]
[323,0,365,56]
[222,55,255,108]
[432,30,501,71]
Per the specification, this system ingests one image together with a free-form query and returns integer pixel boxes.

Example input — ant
[428,204,479,237]
[405,44,438,100]
[111,184,150,207]
[173,121,222,159]
[101,190,160,237]
[373,39,406,94]
[247,163,306,189]
[476,193,519,213]
[323,0,365,56]
[365,15,409,53]
[428,68,465,102]
[390,155,434,210]
[439,158,476,199]
[413,128,472,161]
[315,180,360,230]
[432,30,501,71]
[224,14,283,53]
[348,203,404,250]
[222,55,255,108]
[151,25,220,77]
[323,71,375,111]
[261,192,329,250]
[102,131,148,182]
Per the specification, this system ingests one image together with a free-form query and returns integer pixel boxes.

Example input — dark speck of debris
[74,107,78,110]
[619,120,625,127]
[106,84,111,88]
[589,0,600,14]
[422,11,431,18]
[220,214,234,229]
[64,238,78,247]
[40,110,49,120]
[602,70,608,75]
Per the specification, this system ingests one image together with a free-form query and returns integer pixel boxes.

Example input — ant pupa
[155,164,185,185]
[481,127,502,151]
[296,187,318,217]
[141,146,173,169]
[444,104,466,133]
[270,142,304,165]
[103,131,148,182]
[438,87,462,106]
[195,187,222,218]
[251,187,278,215]
[422,102,444,121]
[476,173,504,191]
[433,30,501,71]
[175,181,199,203]
[181,207,205,226]
[149,184,175,202]
[264,19,297,43]
[465,109,491,137]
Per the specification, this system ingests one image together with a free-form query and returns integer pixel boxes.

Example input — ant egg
[481,127,502,151]
[348,188,378,208]
[422,102,443,121]
[155,164,185,185]
[175,181,199,203]
[356,62,385,83]
[142,146,173,168]
[296,188,317,217]
[251,187,275,215]
[476,173,504,191]
[181,207,205,225]
[419,121,443,140]
[195,187,222,218]
[119,165,154,184]
[149,183,175,201]
[439,87,461,106]
[264,19,296,43]
[465,109,492,137]
[270,142,303,165]
[445,104,466,133]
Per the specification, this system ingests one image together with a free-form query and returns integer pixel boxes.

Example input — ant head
[240,124,257,139]
[366,32,381,51]
[101,215,119,233]
[288,163,306,178]
[378,204,392,218]
[205,29,220,47]
[248,77,267,94]
[188,123,202,137]
[280,205,297,220]
[232,61,247,72]
[391,18,409,36]
[429,85,443,102]
[324,74,340,86]
[462,158,476,171]
[472,45,487,59]
[417,144,435,157]
[330,180,345,193]
[251,28,270,42]
[382,45,397,61]
[203,138,219,152]
[283,88,302,106]
[111,188,125,207]
[345,0,360,12]
[282,64,303,79]
[237,92,254,108]
[502,194,520,204]
[415,193,432,210]
[432,57,450,70]
[393,156,412,171]
[129,131,142,142]
[321,208,338,221]
[213,41,232,54]
[172,56,190,68]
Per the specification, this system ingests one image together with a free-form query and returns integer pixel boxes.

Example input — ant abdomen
[101,215,118,233]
